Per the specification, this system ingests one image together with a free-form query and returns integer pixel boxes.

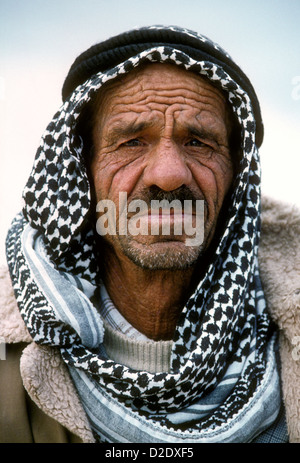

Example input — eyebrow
[186,124,226,146]
[105,120,227,146]
[106,121,154,143]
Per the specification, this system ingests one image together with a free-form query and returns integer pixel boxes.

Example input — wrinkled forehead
[90,62,236,134]
[95,62,227,99]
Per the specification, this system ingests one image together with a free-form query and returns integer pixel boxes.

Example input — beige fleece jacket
[0,196,299,443]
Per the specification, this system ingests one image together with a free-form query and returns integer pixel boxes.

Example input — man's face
[90,63,233,270]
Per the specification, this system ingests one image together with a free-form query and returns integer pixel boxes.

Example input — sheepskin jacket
[0,196,299,443]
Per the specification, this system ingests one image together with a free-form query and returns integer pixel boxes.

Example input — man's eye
[122,138,142,147]
[186,138,206,147]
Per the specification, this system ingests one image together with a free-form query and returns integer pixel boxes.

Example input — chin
[119,237,204,270]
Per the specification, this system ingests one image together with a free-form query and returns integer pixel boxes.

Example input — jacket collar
[20,342,95,442]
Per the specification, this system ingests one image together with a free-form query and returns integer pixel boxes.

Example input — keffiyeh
[6,26,284,442]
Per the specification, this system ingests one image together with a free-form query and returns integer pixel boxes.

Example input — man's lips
[127,209,197,219]
[125,209,198,237]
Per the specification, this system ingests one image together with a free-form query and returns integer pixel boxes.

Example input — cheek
[90,153,146,203]
[190,158,233,207]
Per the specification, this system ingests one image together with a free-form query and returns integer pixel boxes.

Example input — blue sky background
[1,0,299,263]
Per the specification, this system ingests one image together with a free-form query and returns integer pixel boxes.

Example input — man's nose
[143,140,192,191]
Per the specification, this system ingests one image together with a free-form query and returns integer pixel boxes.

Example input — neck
[100,248,196,341]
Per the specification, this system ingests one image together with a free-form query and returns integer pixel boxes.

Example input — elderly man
[1,26,299,443]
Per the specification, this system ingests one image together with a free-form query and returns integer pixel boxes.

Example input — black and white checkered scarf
[6,26,283,442]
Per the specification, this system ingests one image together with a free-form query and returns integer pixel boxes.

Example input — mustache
[130,186,203,207]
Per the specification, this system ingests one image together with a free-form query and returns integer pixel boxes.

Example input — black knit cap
[62,26,264,147]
